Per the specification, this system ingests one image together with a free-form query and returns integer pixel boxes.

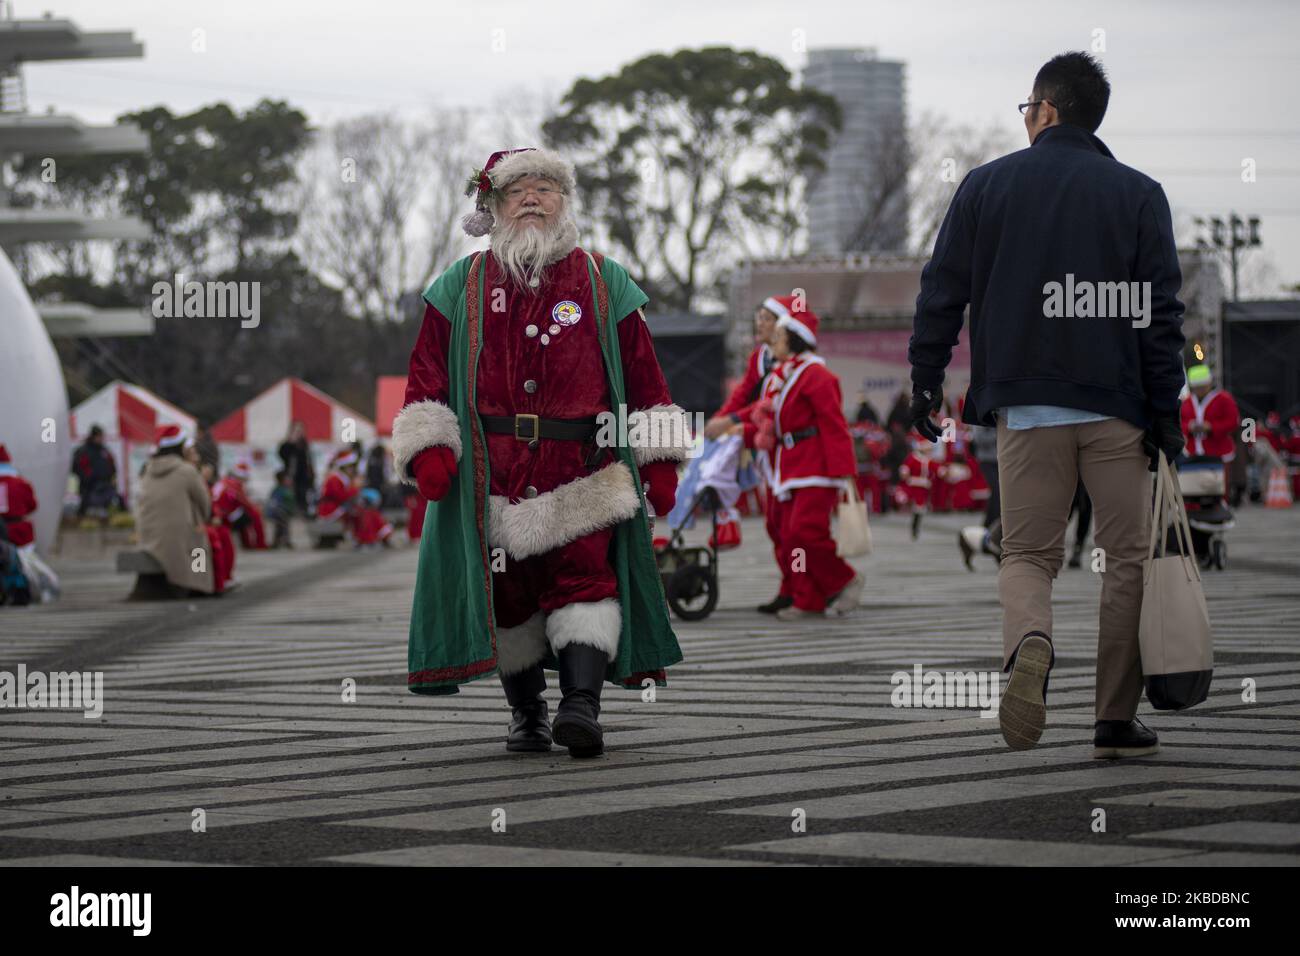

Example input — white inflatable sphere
[0,248,70,553]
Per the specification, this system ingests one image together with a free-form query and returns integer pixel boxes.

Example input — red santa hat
[771,299,820,348]
[332,448,359,469]
[230,458,252,480]
[153,423,190,453]
[461,147,576,237]
[0,443,10,464]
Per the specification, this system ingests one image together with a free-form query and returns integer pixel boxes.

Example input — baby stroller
[1174,455,1234,570]
[655,485,724,621]
[653,434,755,621]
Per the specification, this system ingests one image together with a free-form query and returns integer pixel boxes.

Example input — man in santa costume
[744,306,864,620]
[212,459,266,550]
[1180,363,1240,476]
[0,444,37,549]
[391,146,687,758]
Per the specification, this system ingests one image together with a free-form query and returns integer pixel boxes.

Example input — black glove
[1143,413,1184,472]
[908,384,944,443]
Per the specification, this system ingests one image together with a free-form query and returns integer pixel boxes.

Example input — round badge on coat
[551,300,582,326]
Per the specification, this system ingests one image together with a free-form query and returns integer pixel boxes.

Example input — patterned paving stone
[0,507,1297,866]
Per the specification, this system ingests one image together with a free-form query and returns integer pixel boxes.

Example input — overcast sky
[17,0,1300,292]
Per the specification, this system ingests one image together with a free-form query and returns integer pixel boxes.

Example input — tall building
[803,48,909,255]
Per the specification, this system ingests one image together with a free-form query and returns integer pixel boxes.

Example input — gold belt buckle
[514,413,540,441]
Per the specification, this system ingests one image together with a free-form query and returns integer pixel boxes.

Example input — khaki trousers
[996,417,1151,720]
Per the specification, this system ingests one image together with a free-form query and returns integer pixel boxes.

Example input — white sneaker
[827,573,865,617]
[776,605,822,621]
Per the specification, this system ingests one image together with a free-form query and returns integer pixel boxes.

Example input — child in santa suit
[352,487,393,548]
[0,444,37,549]
[746,309,865,620]
[896,431,944,539]
[212,459,266,549]
[317,448,360,536]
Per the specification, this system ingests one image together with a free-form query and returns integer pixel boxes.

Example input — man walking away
[907,52,1186,758]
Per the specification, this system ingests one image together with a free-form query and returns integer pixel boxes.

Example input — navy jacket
[908,124,1186,428]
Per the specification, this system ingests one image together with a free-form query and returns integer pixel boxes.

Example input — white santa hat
[461,147,576,237]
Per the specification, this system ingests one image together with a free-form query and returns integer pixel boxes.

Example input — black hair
[785,326,815,355]
[1032,51,1110,132]
[153,444,184,458]
[275,469,288,482]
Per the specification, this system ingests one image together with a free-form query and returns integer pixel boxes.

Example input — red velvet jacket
[1180,389,1240,461]
[400,248,678,503]
[0,470,37,547]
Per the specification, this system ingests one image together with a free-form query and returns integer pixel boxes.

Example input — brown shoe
[999,633,1053,751]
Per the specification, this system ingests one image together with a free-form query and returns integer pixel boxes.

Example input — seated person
[135,425,223,595]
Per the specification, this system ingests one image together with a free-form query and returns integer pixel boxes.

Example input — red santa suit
[392,220,688,672]
[0,445,37,548]
[734,296,806,600]
[747,313,858,613]
[1181,387,1240,461]
[317,451,360,525]
[212,462,266,549]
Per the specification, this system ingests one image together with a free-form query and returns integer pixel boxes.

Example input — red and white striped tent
[69,380,198,504]
[211,378,376,500]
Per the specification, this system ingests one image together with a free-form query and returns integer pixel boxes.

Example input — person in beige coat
[134,425,215,594]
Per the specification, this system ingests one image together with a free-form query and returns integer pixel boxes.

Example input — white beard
[489,211,579,291]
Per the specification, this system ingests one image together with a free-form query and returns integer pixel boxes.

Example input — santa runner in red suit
[0,443,37,549]
[733,296,813,612]
[211,460,266,549]
[392,147,687,758]
[706,297,800,613]
[745,307,866,619]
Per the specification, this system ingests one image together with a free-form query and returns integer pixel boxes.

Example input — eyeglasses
[505,183,559,200]
[1017,98,1055,115]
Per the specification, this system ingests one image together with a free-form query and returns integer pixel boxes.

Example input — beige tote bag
[1139,453,1213,710]
[835,481,873,558]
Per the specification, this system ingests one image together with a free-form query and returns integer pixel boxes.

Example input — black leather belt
[780,426,818,449]
[480,414,598,442]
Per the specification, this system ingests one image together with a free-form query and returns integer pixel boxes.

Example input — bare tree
[299,109,476,326]
[908,111,1017,255]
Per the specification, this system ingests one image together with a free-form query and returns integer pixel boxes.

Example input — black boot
[552,644,608,758]
[757,594,794,614]
[1093,718,1159,759]
[499,665,552,753]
